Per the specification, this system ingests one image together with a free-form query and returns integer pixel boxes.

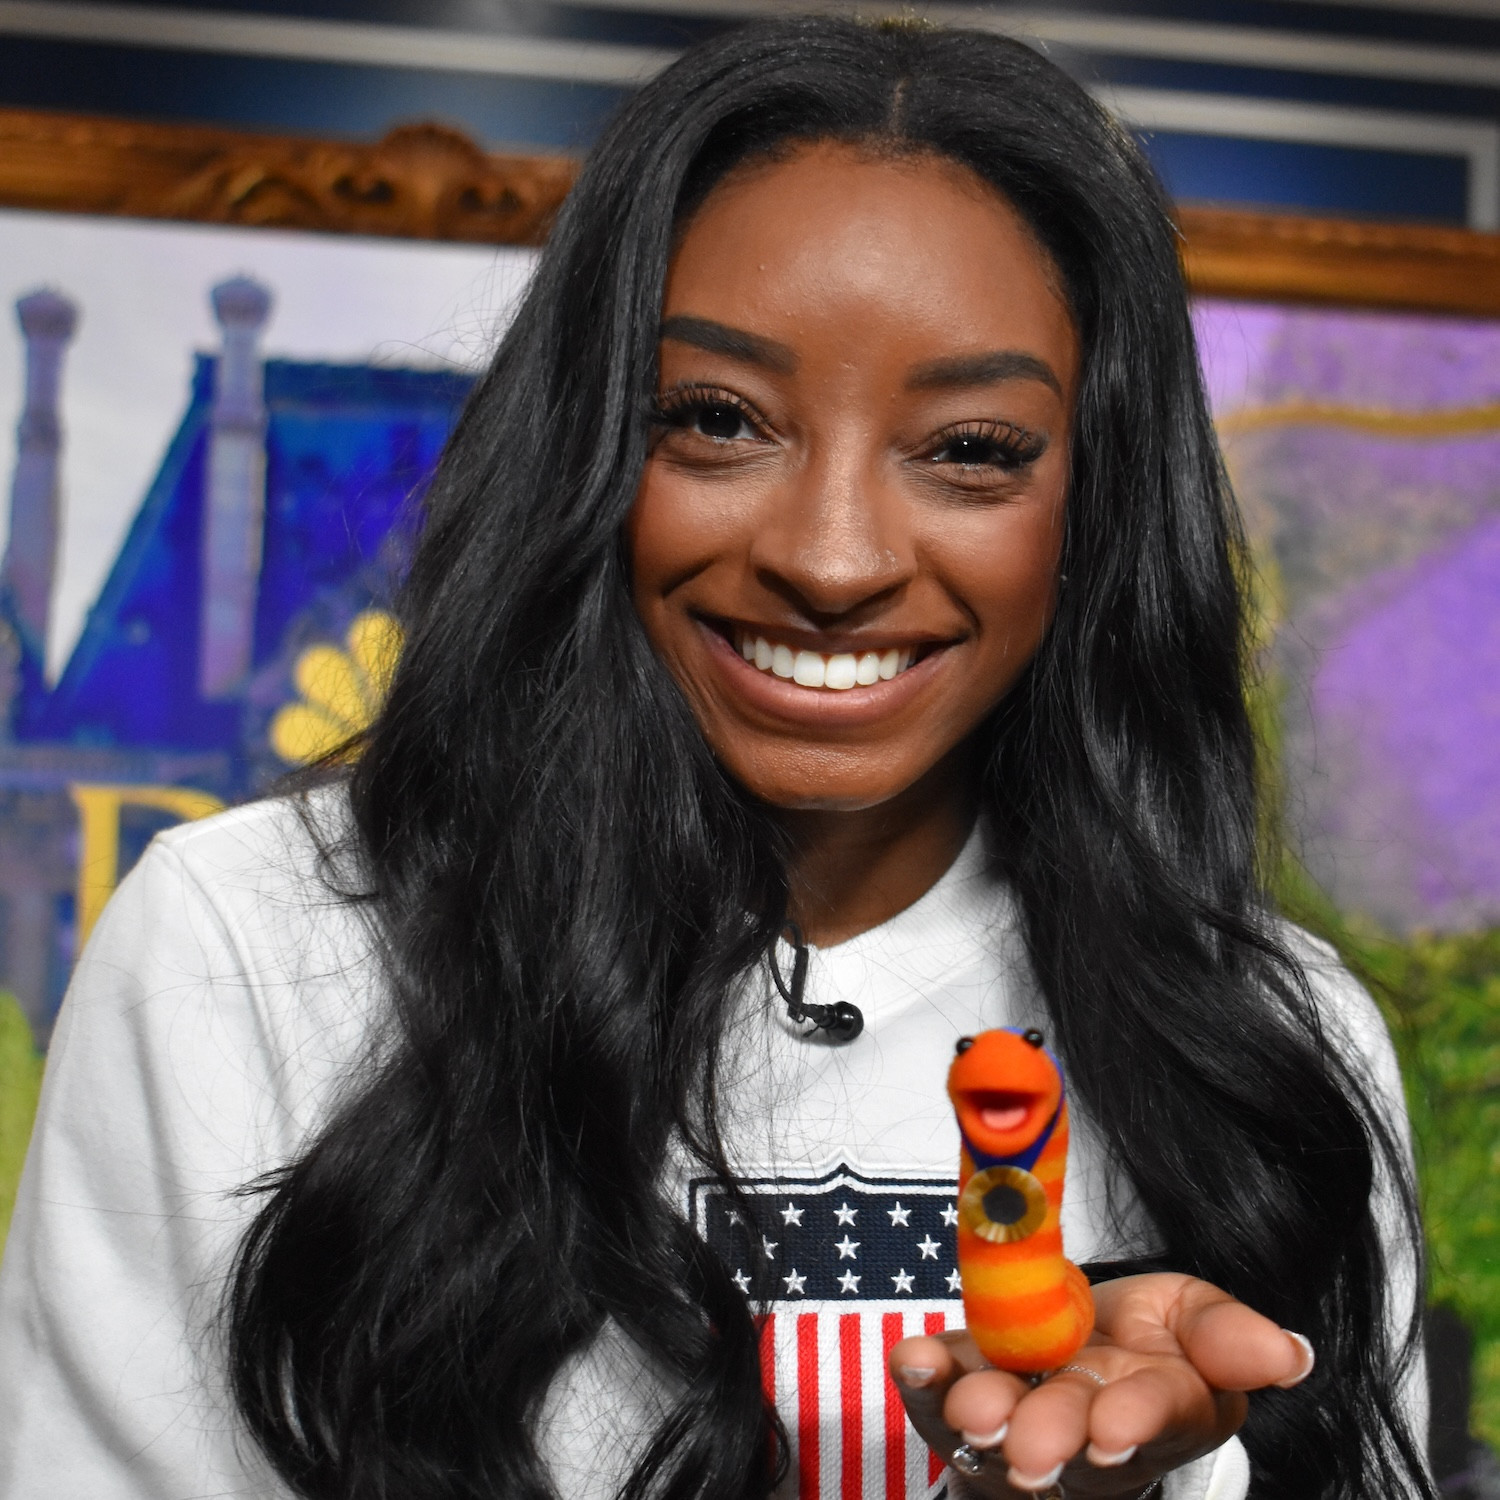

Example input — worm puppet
[947,1027,1093,1372]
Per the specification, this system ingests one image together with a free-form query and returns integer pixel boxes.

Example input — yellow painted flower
[270,610,404,765]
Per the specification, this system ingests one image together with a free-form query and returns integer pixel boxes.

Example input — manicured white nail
[960,1422,1008,1450]
[1276,1331,1316,1388]
[1007,1462,1064,1491]
[1086,1442,1138,1466]
[897,1365,937,1388]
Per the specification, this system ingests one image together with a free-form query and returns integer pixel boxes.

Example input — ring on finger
[1048,1362,1107,1389]
[949,1443,985,1477]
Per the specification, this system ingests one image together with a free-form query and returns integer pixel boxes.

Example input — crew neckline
[777,820,1018,1006]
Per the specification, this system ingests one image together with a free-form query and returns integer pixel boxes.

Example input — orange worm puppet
[947,1027,1094,1373]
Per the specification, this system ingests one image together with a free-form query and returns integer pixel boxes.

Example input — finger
[1000,1369,1098,1490]
[1092,1274,1315,1393]
[888,1335,1026,1475]
[889,1331,992,1386]
[942,1369,1027,1451]
[886,1335,970,1450]
[1084,1363,1247,1464]
[1171,1286,1315,1392]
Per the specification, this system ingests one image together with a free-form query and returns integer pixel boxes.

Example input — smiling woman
[0,16,1433,1500]
[631,141,1075,940]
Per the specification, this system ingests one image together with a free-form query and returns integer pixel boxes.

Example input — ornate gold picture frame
[2,104,1499,314]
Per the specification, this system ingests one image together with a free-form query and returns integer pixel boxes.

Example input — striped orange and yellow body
[947,1027,1094,1373]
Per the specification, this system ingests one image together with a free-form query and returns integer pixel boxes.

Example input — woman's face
[629,140,1078,814]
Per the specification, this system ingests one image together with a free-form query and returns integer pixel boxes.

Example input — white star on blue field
[693,1170,962,1301]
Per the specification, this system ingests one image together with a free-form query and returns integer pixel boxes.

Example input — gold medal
[958,1164,1048,1244]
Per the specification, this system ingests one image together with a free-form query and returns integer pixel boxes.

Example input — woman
[0,16,1431,1500]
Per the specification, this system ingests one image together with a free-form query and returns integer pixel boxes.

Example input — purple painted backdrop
[1195,300,1500,933]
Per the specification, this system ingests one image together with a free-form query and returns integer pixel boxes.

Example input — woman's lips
[696,620,950,727]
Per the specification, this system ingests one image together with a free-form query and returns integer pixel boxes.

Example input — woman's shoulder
[126,783,373,966]
[67,781,385,1102]
[147,780,358,905]
[1277,921,1380,1025]
[1275,920,1404,1111]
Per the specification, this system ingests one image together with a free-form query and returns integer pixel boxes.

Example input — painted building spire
[5,289,79,667]
[200,275,272,700]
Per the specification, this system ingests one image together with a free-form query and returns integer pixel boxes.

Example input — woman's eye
[691,402,753,442]
[938,434,1005,466]
[655,391,761,444]
[929,428,1041,471]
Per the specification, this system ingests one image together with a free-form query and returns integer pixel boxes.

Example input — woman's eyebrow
[907,350,1063,398]
[659,315,797,374]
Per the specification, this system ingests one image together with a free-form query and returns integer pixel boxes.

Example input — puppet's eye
[1023,1028,1045,1048]
[955,1036,975,1054]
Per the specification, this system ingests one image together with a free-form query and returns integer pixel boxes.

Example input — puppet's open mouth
[965,1090,1038,1134]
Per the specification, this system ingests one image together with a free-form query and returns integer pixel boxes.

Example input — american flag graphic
[691,1166,962,1500]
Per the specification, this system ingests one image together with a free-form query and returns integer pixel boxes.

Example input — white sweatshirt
[0,793,1421,1500]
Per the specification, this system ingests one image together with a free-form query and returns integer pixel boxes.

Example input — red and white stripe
[760,1305,952,1500]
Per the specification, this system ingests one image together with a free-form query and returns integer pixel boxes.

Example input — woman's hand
[887,1273,1314,1497]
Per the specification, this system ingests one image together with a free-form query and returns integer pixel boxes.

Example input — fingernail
[896,1365,937,1388]
[1007,1462,1064,1491]
[960,1422,1008,1450]
[1276,1331,1316,1388]
[1087,1443,1138,1467]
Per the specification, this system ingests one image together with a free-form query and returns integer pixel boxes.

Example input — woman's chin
[717,749,951,817]
[751,780,913,816]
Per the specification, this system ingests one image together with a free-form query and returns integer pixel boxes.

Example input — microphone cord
[768,921,864,1044]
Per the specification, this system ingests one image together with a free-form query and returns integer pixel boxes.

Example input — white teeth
[735,632,921,690]
[825,654,858,690]
[792,650,825,687]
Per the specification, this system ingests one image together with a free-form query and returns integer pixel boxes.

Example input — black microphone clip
[770,921,864,1044]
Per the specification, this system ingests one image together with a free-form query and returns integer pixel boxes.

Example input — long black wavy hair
[226,17,1432,1500]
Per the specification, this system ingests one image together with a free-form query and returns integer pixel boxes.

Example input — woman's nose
[749,449,915,619]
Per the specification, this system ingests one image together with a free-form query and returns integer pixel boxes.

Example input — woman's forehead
[660,140,1078,398]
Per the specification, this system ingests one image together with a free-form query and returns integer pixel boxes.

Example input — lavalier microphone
[769,921,864,1044]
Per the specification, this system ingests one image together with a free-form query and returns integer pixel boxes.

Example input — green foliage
[1250,597,1500,1447]
[1313,915,1500,1447]
[0,991,42,1250]
[1386,933,1500,1447]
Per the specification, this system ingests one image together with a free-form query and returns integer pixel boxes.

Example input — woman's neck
[777,745,978,947]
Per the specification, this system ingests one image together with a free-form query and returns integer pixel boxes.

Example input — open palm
[888,1273,1313,1497]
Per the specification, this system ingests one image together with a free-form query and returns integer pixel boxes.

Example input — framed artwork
[0,111,553,1034]
[0,103,1496,1476]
